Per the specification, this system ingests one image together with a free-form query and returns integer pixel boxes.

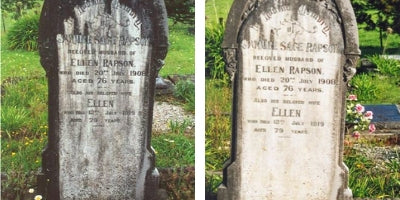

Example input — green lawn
[358,27,400,56]
[160,21,195,76]
[205,0,233,26]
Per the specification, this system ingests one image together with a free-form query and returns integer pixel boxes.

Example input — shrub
[173,80,195,112]
[350,74,378,102]
[7,12,39,51]
[345,94,375,138]
[1,0,40,13]
[165,0,194,25]
[368,55,400,77]
[205,24,229,81]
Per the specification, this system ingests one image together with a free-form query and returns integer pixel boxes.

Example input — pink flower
[348,94,357,101]
[352,131,361,139]
[355,104,365,113]
[364,111,373,120]
[369,124,376,133]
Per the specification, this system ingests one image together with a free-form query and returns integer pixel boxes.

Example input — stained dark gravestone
[218,0,360,199]
[38,0,168,199]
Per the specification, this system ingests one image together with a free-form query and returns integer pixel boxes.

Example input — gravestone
[37,0,168,199]
[218,0,360,199]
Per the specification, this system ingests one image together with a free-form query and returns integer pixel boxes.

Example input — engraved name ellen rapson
[241,5,344,137]
[57,1,151,126]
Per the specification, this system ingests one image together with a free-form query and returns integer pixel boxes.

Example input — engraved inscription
[237,3,346,199]
[55,1,152,198]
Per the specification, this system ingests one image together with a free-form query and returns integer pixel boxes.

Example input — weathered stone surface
[38,0,168,199]
[218,0,360,199]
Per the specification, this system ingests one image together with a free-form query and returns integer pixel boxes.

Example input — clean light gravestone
[38,0,168,199]
[218,0,360,199]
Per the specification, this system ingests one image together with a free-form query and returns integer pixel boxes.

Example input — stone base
[37,170,166,200]
[343,188,354,200]
[217,184,228,200]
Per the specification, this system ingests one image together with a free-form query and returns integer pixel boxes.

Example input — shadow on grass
[361,46,400,57]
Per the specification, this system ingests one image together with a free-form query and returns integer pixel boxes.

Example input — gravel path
[152,101,194,133]
[352,144,400,171]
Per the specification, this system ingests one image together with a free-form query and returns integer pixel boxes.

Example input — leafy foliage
[1,0,41,20]
[7,13,39,51]
[350,56,400,104]
[205,24,229,81]
[345,95,375,137]
[1,0,39,12]
[351,0,400,50]
[350,74,378,102]
[369,55,400,76]
[165,0,194,25]
[352,0,400,33]
[152,133,195,167]
[173,80,195,112]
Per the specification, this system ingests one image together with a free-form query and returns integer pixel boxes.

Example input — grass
[205,0,233,26]
[1,76,48,134]
[350,74,400,104]
[160,21,195,76]
[153,131,195,168]
[168,118,194,135]
[358,28,400,56]
[344,137,400,198]
[205,79,231,171]
[0,36,44,79]
[1,129,47,200]
[350,55,400,104]
[205,79,232,195]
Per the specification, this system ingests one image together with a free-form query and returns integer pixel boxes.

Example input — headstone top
[39,0,168,73]
[222,0,360,55]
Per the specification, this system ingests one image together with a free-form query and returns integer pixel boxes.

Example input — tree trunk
[2,14,6,32]
[379,27,383,54]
